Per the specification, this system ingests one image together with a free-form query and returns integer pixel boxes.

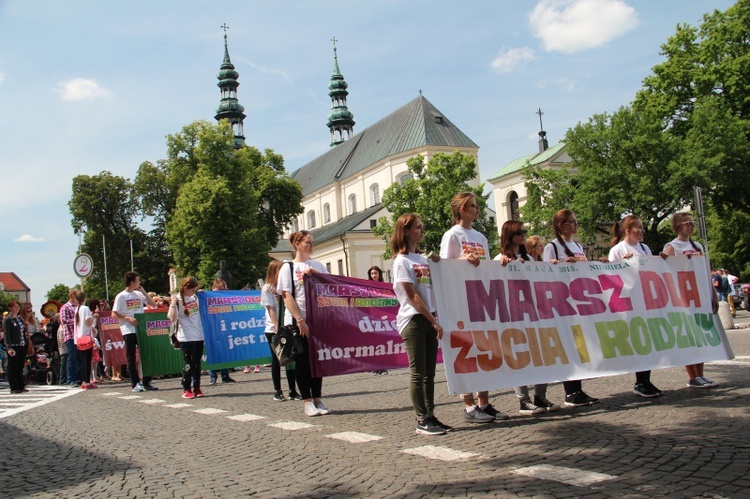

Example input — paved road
[2,316,749,498]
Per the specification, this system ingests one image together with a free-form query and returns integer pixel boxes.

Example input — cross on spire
[331,36,338,48]
[536,107,545,131]
[221,23,229,35]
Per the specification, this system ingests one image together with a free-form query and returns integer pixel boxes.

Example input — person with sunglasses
[543,209,600,407]
[496,220,561,414]
[440,192,505,423]
[608,214,662,398]
[663,212,719,388]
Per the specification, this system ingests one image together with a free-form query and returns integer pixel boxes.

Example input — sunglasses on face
[563,221,580,226]
[514,229,527,236]
[681,221,696,227]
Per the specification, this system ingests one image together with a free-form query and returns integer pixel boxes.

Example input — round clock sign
[74,253,94,279]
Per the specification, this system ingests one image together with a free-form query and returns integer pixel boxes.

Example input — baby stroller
[24,332,56,385]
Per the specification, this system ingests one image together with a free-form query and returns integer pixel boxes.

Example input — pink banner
[305,273,442,377]
[98,311,127,368]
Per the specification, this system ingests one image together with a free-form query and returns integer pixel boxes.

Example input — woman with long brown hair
[439,192,501,424]
[663,212,719,388]
[543,209,600,407]
[393,213,448,435]
[608,214,662,397]
[277,230,330,417]
[262,259,300,401]
[496,220,560,414]
[169,276,205,399]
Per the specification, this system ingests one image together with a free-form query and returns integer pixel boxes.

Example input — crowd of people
[1,192,727,438]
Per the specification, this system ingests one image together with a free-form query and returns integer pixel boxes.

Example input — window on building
[370,183,380,205]
[323,203,331,224]
[292,218,299,233]
[326,262,331,273]
[348,194,357,215]
[337,259,344,275]
[369,219,377,229]
[307,210,316,229]
[508,191,520,221]
[399,172,413,184]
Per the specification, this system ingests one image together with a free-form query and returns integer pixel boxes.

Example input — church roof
[293,95,478,196]
[271,203,384,254]
[487,142,567,181]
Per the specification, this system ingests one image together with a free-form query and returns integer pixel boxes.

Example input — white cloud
[15,234,45,243]
[238,57,293,85]
[56,78,112,101]
[490,47,537,73]
[530,0,639,54]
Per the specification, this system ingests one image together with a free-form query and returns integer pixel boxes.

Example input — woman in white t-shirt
[608,214,663,398]
[168,277,205,399]
[262,259,300,402]
[439,192,502,424]
[74,291,98,390]
[393,213,448,436]
[495,220,561,415]
[277,230,329,417]
[662,212,719,389]
[543,209,600,407]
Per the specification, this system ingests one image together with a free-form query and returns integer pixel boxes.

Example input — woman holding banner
[439,192,503,423]
[169,277,205,399]
[278,230,330,417]
[393,213,450,435]
[495,220,561,414]
[663,212,719,389]
[543,209,600,407]
[608,214,663,398]
[262,259,300,402]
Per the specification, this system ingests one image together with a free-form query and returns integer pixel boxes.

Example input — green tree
[636,0,750,215]
[165,121,303,288]
[46,283,73,303]
[525,105,696,251]
[0,291,17,313]
[372,152,497,257]
[68,171,151,299]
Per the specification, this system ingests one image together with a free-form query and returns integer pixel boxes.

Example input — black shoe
[416,418,445,436]
[633,382,660,398]
[533,395,561,412]
[144,384,159,391]
[645,381,663,394]
[288,391,302,400]
[428,416,454,432]
[221,377,236,383]
[519,398,545,415]
[564,391,599,407]
[481,404,509,420]
[273,391,285,402]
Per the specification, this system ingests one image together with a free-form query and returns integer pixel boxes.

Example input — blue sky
[0,0,735,303]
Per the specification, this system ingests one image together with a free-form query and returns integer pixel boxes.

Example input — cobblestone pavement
[3,316,749,498]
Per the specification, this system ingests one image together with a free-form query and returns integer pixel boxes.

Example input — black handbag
[271,262,304,366]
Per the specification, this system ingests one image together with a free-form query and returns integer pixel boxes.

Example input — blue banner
[198,290,272,367]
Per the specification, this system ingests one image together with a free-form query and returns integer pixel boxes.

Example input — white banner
[430,256,734,395]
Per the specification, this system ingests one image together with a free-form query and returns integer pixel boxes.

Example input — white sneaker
[315,401,330,415]
[132,382,145,393]
[305,402,321,417]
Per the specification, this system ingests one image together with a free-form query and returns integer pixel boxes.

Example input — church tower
[215,24,246,148]
[327,37,355,147]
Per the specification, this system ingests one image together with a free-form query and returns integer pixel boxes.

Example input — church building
[267,44,480,281]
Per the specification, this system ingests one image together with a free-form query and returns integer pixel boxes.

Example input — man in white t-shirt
[112,271,157,392]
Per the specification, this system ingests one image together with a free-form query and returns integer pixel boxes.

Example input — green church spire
[327,37,355,147]
[215,24,246,148]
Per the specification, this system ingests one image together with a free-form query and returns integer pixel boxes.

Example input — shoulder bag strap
[278,261,297,327]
